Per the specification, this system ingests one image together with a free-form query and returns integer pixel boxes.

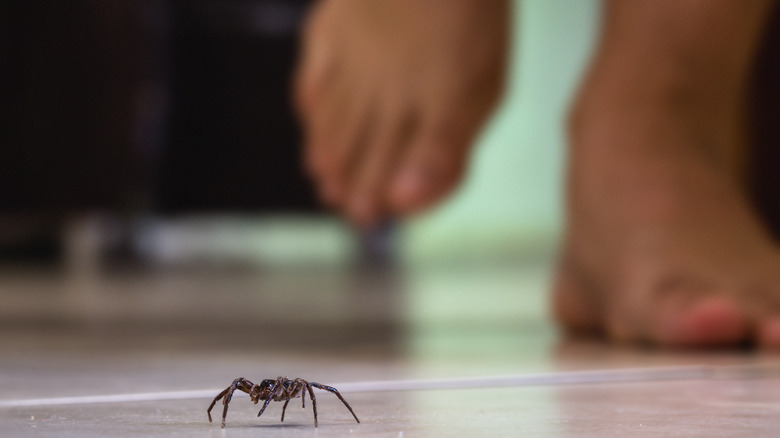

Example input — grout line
[0,364,775,409]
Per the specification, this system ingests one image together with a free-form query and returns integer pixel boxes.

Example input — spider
[207,376,360,428]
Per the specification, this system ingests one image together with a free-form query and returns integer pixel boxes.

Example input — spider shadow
[241,422,318,430]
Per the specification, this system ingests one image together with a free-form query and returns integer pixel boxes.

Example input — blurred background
[8,5,780,437]
[0,0,600,371]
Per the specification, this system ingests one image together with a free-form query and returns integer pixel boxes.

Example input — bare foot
[294,0,508,226]
[555,110,780,347]
[553,0,780,348]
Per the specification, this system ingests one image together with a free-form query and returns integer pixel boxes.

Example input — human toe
[650,296,749,347]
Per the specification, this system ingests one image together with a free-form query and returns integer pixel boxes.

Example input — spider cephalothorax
[247,379,277,403]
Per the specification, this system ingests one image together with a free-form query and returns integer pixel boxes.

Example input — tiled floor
[1,258,779,437]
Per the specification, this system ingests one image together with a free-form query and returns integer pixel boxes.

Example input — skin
[295,0,780,347]
[295,0,509,226]
[556,0,780,347]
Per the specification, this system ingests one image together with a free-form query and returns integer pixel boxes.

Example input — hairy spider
[207,376,360,428]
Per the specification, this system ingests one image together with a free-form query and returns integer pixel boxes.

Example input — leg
[554,0,780,346]
[305,382,318,427]
[206,387,229,423]
[257,377,285,418]
[281,379,307,421]
[256,397,273,418]
[280,400,290,422]
[215,378,251,428]
[310,383,360,424]
[290,378,306,410]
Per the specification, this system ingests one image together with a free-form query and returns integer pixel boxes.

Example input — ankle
[568,76,747,176]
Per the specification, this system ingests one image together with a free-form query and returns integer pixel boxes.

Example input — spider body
[207,376,360,428]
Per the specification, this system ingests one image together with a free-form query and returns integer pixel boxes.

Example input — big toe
[388,163,462,215]
[650,296,749,347]
[387,129,470,215]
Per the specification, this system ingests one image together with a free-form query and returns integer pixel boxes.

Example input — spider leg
[280,379,306,422]
[280,399,290,422]
[311,382,360,424]
[257,376,285,419]
[207,387,230,423]
[306,382,318,428]
[256,396,273,418]
[292,379,306,409]
[220,378,250,428]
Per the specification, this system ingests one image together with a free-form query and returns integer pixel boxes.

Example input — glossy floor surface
[2,255,780,437]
